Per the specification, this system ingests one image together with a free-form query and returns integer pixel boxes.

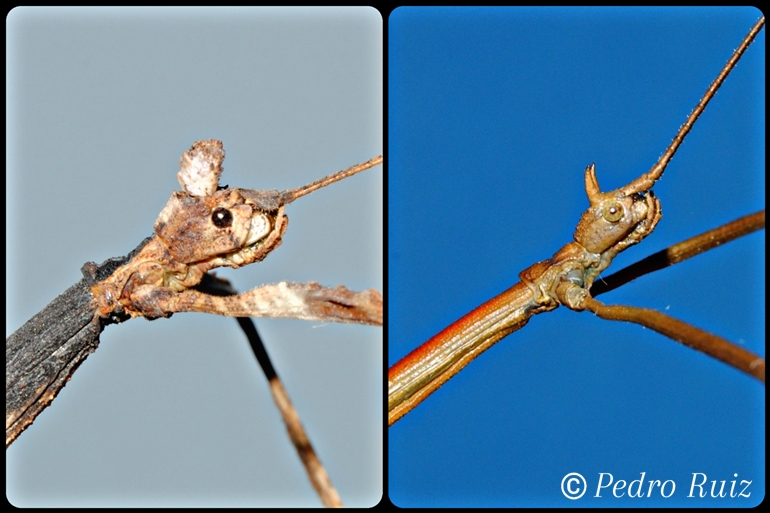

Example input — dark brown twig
[195,274,344,508]
[592,210,765,297]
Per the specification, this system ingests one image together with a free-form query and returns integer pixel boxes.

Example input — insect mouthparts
[246,213,271,246]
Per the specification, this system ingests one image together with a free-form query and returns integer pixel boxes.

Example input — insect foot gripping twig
[89,140,383,325]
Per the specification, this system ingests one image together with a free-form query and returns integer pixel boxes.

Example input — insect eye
[211,207,233,228]
[602,202,624,222]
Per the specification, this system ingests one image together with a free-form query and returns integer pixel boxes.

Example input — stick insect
[389,8,763,507]
[7,8,382,507]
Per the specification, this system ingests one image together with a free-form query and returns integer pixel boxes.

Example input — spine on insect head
[177,139,225,197]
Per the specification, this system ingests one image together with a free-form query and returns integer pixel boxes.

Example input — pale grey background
[7,7,382,507]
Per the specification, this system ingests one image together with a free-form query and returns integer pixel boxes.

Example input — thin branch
[269,379,344,508]
[195,274,344,508]
[592,210,765,296]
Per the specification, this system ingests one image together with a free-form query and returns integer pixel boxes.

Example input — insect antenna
[279,155,383,204]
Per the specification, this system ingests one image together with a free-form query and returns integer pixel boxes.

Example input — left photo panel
[7,7,382,507]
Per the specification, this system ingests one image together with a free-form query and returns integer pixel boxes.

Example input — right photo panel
[388,7,765,507]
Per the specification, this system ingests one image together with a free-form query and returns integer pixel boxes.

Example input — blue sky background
[7,8,382,507]
[389,7,764,507]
